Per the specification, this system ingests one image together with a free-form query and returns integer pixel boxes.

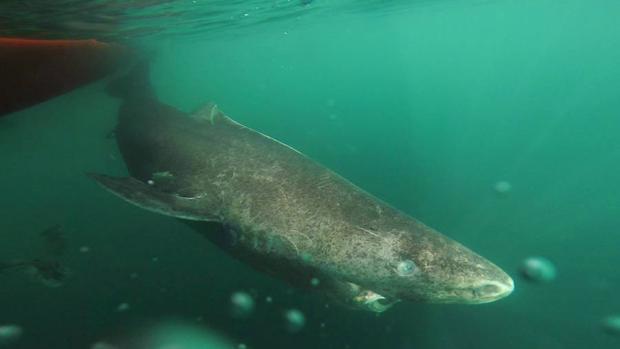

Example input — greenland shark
[91,64,513,312]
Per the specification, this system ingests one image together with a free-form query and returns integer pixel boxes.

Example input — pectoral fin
[88,173,219,222]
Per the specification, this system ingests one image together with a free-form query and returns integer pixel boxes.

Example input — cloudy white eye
[396,259,417,276]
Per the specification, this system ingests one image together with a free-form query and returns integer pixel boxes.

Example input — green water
[1,0,620,348]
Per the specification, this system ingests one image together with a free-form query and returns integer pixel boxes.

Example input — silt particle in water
[90,341,118,349]
[300,252,313,263]
[230,291,255,318]
[601,315,620,336]
[493,180,512,194]
[116,302,130,312]
[519,256,557,283]
[0,324,23,344]
[284,309,306,333]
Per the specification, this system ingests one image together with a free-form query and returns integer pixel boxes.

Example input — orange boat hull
[0,37,131,117]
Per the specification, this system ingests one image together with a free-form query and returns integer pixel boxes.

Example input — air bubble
[494,181,512,194]
[230,291,255,318]
[284,309,305,333]
[0,324,23,345]
[116,302,130,312]
[90,341,118,349]
[602,315,620,336]
[519,256,556,283]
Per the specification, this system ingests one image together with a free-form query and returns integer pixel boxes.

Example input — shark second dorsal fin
[88,173,219,222]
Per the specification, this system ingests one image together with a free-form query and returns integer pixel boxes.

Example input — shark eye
[396,259,417,276]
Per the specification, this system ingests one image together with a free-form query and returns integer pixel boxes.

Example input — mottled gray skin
[93,67,513,312]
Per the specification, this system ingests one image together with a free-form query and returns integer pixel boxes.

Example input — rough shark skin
[92,67,513,312]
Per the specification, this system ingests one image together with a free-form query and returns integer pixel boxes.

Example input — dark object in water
[0,37,131,117]
[39,224,66,257]
[24,259,69,288]
[0,224,70,287]
[0,259,69,288]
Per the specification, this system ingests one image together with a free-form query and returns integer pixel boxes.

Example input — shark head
[376,225,514,305]
[338,223,514,309]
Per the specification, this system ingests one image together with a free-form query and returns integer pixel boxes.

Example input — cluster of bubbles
[497,180,620,337]
[514,237,620,337]
[228,290,307,334]
[492,179,620,338]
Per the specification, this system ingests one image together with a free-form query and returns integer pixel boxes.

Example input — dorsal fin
[190,103,304,157]
[191,102,305,156]
[190,102,240,127]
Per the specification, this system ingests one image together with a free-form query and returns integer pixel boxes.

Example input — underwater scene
[1,0,619,348]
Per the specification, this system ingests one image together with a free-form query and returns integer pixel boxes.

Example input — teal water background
[1,0,620,348]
